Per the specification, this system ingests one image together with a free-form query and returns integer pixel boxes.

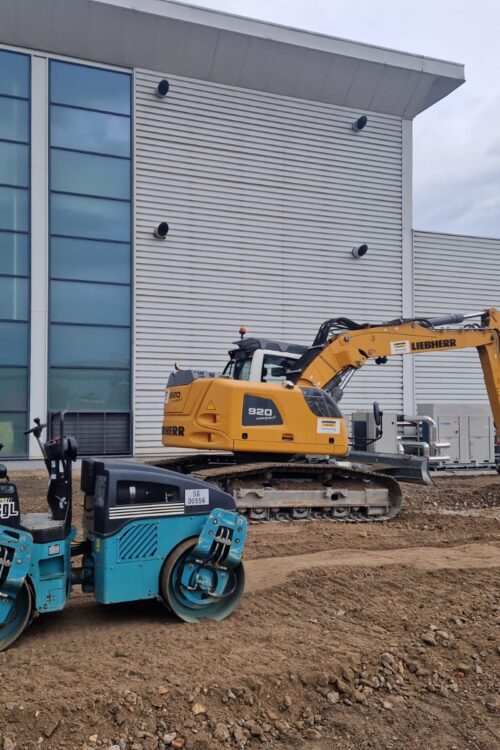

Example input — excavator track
[152,456,402,522]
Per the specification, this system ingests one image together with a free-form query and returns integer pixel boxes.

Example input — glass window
[51,280,130,326]
[51,105,130,157]
[51,193,130,242]
[0,51,29,98]
[0,186,29,232]
[0,232,29,276]
[51,62,131,115]
[0,368,28,411]
[51,150,131,200]
[0,142,29,187]
[262,355,296,383]
[51,324,130,368]
[0,412,27,456]
[0,276,29,321]
[0,97,29,142]
[229,358,252,381]
[49,368,130,410]
[51,237,130,284]
[0,322,28,365]
[48,61,132,447]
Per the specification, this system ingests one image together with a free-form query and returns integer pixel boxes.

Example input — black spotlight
[154,222,169,239]
[156,79,170,98]
[352,115,368,132]
[352,244,368,259]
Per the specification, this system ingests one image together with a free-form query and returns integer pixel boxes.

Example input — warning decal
[390,340,411,354]
[206,401,216,411]
[317,418,340,435]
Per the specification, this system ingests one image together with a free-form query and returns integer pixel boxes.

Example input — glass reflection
[51,105,130,157]
[51,150,131,200]
[51,193,130,242]
[51,61,131,115]
[0,277,29,321]
[0,232,29,276]
[0,51,29,98]
[49,368,131,410]
[0,322,29,366]
[0,368,28,411]
[51,280,130,326]
[51,237,130,283]
[0,98,29,143]
[0,412,28,456]
[51,324,130,368]
[0,186,29,232]
[0,142,29,187]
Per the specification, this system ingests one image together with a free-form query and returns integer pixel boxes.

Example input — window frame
[47,59,133,449]
[0,48,30,457]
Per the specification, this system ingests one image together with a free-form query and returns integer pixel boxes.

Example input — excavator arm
[293,307,500,431]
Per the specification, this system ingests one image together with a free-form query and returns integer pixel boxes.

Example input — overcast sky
[186,0,499,238]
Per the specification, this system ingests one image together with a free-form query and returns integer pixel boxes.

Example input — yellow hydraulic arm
[295,307,500,431]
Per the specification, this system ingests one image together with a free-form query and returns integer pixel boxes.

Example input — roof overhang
[0,0,465,118]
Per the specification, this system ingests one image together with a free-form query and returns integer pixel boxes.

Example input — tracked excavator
[156,308,500,522]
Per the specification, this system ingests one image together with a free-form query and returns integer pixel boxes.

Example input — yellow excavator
[156,308,500,521]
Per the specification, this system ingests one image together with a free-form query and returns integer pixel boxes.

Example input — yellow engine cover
[162,377,349,456]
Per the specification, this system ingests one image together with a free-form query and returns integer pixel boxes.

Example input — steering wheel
[24,417,47,437]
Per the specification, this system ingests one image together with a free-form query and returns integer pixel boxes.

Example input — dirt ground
[0,472,499,750]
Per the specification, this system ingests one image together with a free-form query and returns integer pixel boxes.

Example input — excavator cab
[223,337,305,383]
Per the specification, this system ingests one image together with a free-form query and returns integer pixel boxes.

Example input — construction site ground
[0,473,499,750]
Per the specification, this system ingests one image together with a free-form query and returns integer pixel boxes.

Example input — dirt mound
[0,474,498,750]
[404,473,500,512]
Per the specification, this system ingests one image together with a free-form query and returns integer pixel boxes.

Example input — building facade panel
[46,59,133,453]
[134,70,405,454]
[413,230,500,406]
[0,49,30,456]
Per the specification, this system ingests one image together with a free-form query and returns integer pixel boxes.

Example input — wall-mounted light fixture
[154,222,169,239]
[352,243,368,259]
[156,79,170,98]
[352,115,368,132]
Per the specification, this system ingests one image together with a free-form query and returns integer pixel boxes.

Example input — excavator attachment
[347,450,433,485]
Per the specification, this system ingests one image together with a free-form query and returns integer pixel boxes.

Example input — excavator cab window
[223,347,301,382]
[261,355,293,383]
[223,356,252,381]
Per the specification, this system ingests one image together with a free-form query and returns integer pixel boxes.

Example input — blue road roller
[0,414,247,651]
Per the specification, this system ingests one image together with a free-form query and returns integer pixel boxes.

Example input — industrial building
[0,0,498,459]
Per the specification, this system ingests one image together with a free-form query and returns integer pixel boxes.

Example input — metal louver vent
[118,522,159,561]
[49,412,131,456]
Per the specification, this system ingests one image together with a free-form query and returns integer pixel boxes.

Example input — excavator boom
[294,307,500,432]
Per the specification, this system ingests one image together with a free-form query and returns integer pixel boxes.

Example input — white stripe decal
[109,502,185,512]
[110,504,184,514]
[110,510,185,520]
[110,508,184,515]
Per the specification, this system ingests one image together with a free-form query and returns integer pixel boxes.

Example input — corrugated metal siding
[134,70,404,454]
[413,230,500,406]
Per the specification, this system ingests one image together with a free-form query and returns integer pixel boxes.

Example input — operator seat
[20,436,77,544]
